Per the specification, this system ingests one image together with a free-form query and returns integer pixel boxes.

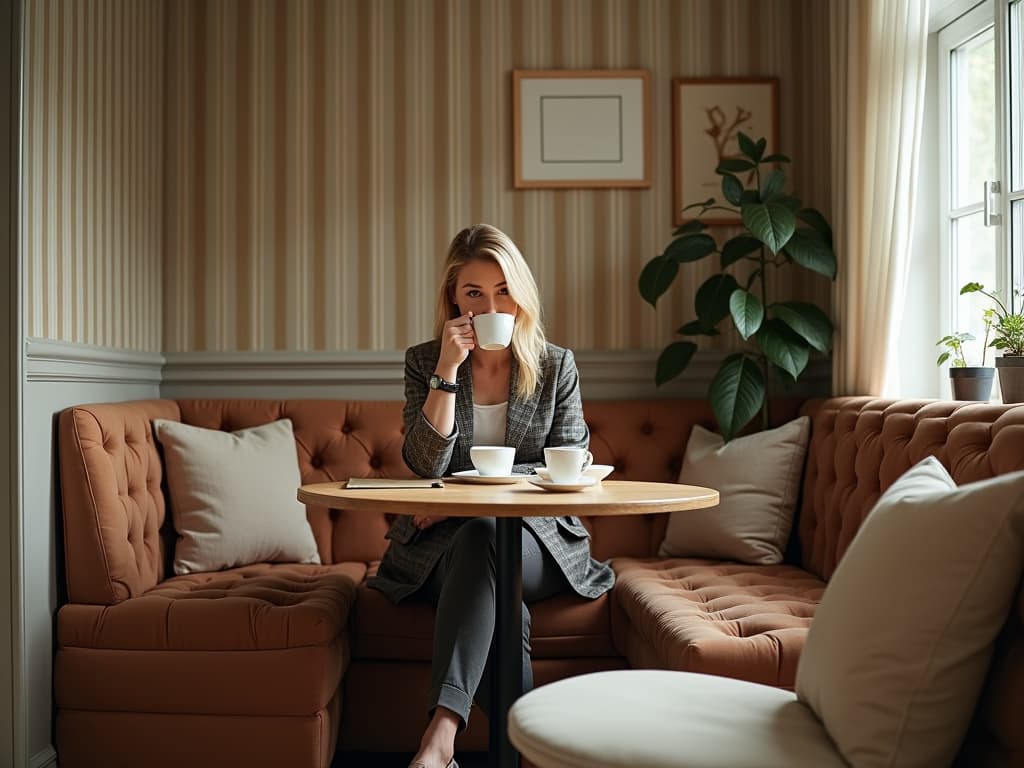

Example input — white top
[473,401,509,446]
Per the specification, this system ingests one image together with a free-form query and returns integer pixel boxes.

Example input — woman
[369,224,614,768]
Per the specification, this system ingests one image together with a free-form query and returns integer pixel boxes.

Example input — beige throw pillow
[153,418,321,575]
[659,416,810,564]
[796,457,1024,768]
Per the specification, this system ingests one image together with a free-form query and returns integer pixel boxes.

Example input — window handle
[983,180,1002,226]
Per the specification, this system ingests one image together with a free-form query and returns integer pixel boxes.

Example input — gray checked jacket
[368,339,615,604]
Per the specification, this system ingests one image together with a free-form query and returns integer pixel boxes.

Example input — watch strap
[430,373,459,393]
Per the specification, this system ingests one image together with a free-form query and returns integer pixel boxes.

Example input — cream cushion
[508,669,845,768]
[153,418,321,575]
[659,417,809,564]
[796,457,1024,768]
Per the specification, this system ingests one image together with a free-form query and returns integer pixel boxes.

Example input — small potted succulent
[960,283,1024,403]
[936,326,994,401]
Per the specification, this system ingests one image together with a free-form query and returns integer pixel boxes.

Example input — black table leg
[491,517,522,768]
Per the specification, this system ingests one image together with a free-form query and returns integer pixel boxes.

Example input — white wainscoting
[22,339,162,767]
[161,349,832,401]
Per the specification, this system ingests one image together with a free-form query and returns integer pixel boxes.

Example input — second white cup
[470,445,515,476]
[543,446,594,484]
[473,312,515,350]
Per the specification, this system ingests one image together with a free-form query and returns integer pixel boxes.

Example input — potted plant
[638,133,836,441]
[960,282,1024,403]
[935,327,994,401]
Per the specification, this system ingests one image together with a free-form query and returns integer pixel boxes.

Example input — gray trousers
[418,517,569,727]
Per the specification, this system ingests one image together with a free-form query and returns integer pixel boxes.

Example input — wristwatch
[429,373,459,393]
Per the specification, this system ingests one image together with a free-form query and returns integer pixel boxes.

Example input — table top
[297,479,719,518]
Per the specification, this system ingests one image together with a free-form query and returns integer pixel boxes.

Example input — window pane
[1012,0,1023,191]
[1014,199,1024,312]
[953,212,999,364]
[952,28,996,208]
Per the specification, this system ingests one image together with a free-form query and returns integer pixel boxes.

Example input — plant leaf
[656,341,698,387]
[709,354,765,442]
[721,174,744,206]
[737,132,758,161]
[754,137,767,160]
[638,255,678,307]
[673,219,707,236]
[742,202,796,254]
[772,301,834,352]
[937,351,950,366]
[695,273,741,327]
[797,207,833,248]
[782,228,838,279]
[729,289,764,340]
[721,235,763,268]
[757,319,810,380]
[664,233,717,264]
[677,320,719,336]
[740,189,760,204]
[762,153,791,163]
[717,158,755,173]
[760,169,786,201]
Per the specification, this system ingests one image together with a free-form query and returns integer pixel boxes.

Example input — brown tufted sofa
[54,396,1024,767]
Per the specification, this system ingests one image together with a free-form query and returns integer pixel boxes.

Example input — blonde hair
[434,224,547,398]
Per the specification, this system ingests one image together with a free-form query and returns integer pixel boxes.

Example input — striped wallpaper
[27,0,833,355]
[23,0,165,352]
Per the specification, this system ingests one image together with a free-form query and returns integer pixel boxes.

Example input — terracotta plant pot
[949,367,995,401]
[996,356,1024,404]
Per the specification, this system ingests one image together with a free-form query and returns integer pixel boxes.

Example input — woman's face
[452,259,519,318]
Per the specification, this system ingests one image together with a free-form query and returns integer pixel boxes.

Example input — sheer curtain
[830,0,931,396]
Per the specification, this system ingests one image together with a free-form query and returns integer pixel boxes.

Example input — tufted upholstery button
[615,461,625,473]
[670,458,682,474]
[369,456,382,469]
[311,456,323,469]
[341,424,352,435]
[641,423,654,435]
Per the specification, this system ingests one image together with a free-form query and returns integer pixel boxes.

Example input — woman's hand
[413,515,448,530]
[437,312,476,370]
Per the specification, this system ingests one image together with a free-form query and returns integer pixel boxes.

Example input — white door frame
[1,0,24,765]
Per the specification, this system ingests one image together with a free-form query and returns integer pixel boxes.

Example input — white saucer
[527,476,598,492]
[534,464,614,483]
[450,469,525,485]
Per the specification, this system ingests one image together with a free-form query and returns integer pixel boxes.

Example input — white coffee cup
[470,445,515,476]
[543,446,594,484]
[473,312,515,351]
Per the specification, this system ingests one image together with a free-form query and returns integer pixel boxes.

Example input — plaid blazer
[369,340,615,603]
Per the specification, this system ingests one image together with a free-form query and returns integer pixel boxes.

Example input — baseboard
[30,745,56,768]
[160,348,832,401]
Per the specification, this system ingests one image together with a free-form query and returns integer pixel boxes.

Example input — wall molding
[25,338,164,384]
[160,348,832,401]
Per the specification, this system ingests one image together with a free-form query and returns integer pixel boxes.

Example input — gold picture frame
[672,77,779,225]
[513,69,652,189]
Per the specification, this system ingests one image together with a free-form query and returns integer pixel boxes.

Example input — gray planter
[949,367,995,401]
[996,356,1024,403]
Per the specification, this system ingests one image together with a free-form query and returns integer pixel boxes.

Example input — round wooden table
[298,479,719,768]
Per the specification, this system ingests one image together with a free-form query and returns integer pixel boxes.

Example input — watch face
[429,376,440,389]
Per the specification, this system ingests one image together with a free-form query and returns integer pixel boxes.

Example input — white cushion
[508,669,845,768]
[796,456,1024,768]
[659,417,810,564]
[153,418,321,575]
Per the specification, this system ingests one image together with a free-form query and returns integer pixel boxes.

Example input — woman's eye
[466,290,481,298]
[499,288,509,295]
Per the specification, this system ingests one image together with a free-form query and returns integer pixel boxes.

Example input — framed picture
[672,77,779,225]
[513,69,652,189]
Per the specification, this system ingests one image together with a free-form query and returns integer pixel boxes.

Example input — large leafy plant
[639,133,837,441]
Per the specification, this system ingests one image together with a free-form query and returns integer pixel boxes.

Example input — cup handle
[581,451,593,473]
